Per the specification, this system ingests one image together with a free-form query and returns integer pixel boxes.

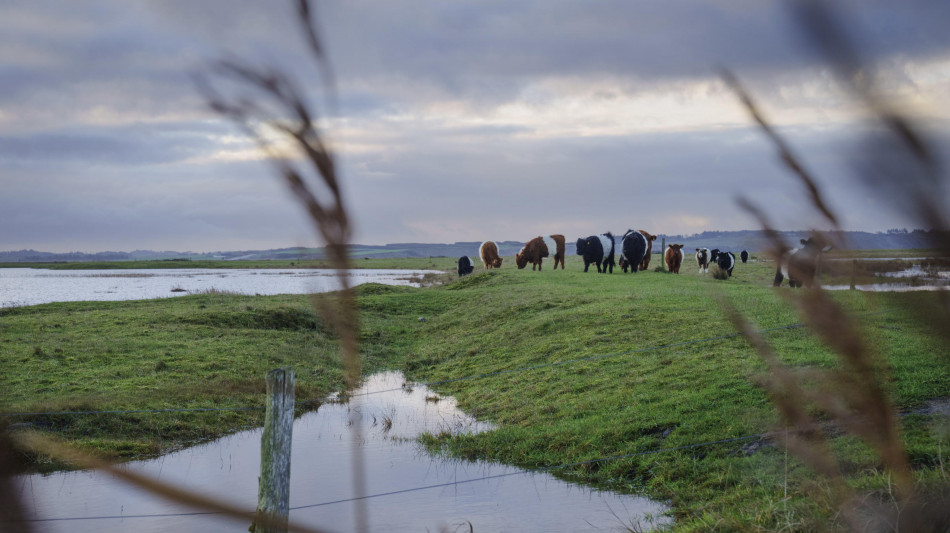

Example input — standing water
[13,372,669,532]
[0,268,441,307]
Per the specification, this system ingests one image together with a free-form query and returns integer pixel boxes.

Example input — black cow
[618,230,648,273]
[740,250,749,263]
[710,249,736,276]
[457,256,475,277]
[575,232,615,273]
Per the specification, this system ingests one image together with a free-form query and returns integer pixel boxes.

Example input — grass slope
[2,256,948,530]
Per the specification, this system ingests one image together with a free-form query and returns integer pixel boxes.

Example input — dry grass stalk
[722,69,841,234]
[201,1,367,529]
[9,430,329,533]
[198,7,360,389]
[724,3,948,527]
[791,0,950,349]
[726,305,860,526]
[0,425,32,533]
[7,2,368,530]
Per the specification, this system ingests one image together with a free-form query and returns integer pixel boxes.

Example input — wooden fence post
[253,368,295,533]
[850,259,857,290]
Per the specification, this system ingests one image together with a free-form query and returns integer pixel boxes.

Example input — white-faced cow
[637,231,658,271]
[696,248,710,273]
[774,237,829,288]
[618,230,648,273]
[740,250,749,263]
[457,256,475,276]
[710,249,736,276]
[479,241,503,269]
[516,234,566,271]
[576,232,616,273]
[665,244,684,274]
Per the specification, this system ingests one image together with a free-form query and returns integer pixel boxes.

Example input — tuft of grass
[711,265,730,280]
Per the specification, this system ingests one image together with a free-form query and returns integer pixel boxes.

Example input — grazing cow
[618,230,648,273]
[457,256,475,276]
[740,250,749,263]
[516,234,566,271]
[774,237,829,288]
[638,231,658,271]
[575,232,616,273]
[665,244,684,274]
[710,249,736,276]
[479,241,503,269]
[696,248,710,273]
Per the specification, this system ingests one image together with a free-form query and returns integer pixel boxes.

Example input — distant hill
[1,229,944,263]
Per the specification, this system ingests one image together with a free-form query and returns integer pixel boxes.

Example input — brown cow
[479,241,503,269]
[638,230,658,271]
[515,234,565,270]
[665,244,684,274]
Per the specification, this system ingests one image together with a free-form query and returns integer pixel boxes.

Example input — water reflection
[14,372,669,532]
[0,268,441,308]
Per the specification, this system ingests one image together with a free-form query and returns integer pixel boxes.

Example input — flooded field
[14,372,669,532]
[0,268,442,308]
[821,258,950,291]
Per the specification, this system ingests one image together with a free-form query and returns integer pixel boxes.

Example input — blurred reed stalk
[724,1,949,529]
[0,425,32,533]
[6,1,367,531]
[199,0,367,529]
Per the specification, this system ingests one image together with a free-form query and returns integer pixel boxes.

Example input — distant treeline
[3,229,946,263]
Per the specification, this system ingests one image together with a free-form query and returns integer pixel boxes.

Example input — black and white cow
[710,249,736,276]
[457,256,475,276]
[618,230,648,273]
[575,232,616,273]
[773,237,828,288]
[695,248,710,273]
[740,250,749,263]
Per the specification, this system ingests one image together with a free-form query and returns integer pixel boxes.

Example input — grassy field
[2,254,948,530]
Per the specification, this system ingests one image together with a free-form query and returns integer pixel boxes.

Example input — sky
[1,1,949,253]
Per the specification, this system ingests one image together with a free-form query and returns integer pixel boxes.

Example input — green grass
[2,254,948,530]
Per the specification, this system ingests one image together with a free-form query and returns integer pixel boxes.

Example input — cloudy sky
[2,1,949,253]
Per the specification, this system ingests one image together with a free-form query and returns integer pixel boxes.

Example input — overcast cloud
[1,1,948,253]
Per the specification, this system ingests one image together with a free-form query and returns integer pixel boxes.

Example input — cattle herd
[457,233,827,288]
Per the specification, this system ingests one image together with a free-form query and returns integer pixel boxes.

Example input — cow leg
[584,261,590,273]
[773,268,784,287]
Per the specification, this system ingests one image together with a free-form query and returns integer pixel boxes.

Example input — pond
[13,372,669,532]
[0,268,442,308]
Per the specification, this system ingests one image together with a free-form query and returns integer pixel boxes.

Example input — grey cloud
[342,124,925,244]
[2,1,948,252]
[0,122,247,166]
